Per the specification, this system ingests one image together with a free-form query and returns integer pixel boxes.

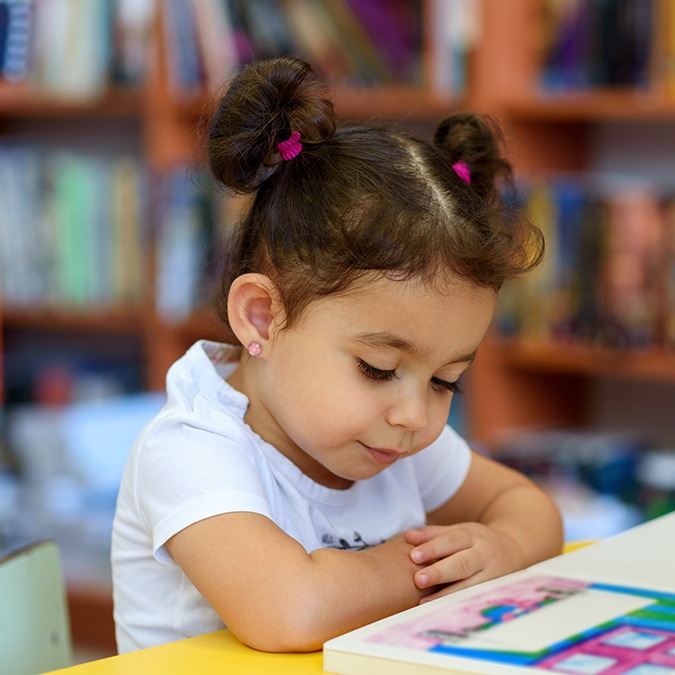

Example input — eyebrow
[351,331,477,364]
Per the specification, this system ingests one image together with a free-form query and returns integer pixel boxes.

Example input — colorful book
[0,0,33,82]
[324,511,675,675]
[343,0,422,83]
[163,0,204,96]
[602,187,664,349]
[189,0,238,91]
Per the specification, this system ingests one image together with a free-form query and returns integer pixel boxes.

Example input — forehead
[299,274,497,355]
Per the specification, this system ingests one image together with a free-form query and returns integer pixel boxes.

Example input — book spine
[162,0,205,96]
[111,158,145,305]
[343,0,419,80]
[155,169,205,320]
[500,176,674,352]
[0,146,145,310]
[0,0,33,82]
[188,0,238,90]
[540,0,657,92]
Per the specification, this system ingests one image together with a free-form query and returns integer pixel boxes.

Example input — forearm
[231,538,425,652]
[477,481,564,566]
[168,513,425,653]
[291,538,426,650]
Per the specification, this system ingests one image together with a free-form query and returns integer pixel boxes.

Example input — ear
[227,273,284,351]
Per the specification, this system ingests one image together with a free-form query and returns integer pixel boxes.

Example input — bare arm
[166,512,426,652]
[405,450,563,600]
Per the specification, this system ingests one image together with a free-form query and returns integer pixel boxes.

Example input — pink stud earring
[247,342,262,357]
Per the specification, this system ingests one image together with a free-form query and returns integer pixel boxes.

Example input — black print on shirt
[321,531,384,551]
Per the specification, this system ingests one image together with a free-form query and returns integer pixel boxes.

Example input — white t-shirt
[111,340,472,653]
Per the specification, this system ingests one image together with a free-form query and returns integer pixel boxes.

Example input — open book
[323,511,675,675]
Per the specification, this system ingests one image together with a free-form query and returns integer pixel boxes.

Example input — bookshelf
[2,0,675,652]
[0,0,673,458]
[462,0,675,448]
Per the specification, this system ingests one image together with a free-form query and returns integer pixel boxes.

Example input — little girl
[112,56,562,654]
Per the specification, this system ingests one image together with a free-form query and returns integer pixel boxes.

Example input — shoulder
[121,340,266,502]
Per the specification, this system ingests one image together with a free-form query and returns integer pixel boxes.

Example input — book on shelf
[283,0,359,84]
[427,0,480,96]
[343,0,423,85]
[162,0,428,98]
[31,0,110,99]
[603,188,664,349]
[155,169,211,320]
[539,0,655,92]
[111,158,146,305]
[0,146,146,310]
[498,176,675,352]
[229,0,299,62]
[664,0,675,98]
[112,0,154,87]
[188,0,238,91]
[163,0,205,96]
[0,0,152,95]
[323,511,675,675]
[665,200,675,350]
[319,0,392,85]
[0,0,32,83]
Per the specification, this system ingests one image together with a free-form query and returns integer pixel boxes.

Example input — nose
[386,385,429,431]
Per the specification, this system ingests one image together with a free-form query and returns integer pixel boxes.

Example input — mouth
[360,443,404,466]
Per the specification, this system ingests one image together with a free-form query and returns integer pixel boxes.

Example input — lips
[361,443,403,465]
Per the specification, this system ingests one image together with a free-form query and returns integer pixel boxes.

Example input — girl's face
[243,274,497,489]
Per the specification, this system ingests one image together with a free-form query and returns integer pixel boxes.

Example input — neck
[226,361,353,490]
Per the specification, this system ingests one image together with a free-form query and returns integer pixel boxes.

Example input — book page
[328,572,675,674]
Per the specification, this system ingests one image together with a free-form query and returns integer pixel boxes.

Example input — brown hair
[207,56,543,339]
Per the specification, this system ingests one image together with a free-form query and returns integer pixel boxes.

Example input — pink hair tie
[276,131,303,161]
[452,161,471,185]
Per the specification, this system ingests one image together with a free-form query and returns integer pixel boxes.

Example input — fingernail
[417,572,429,587]
[411,550,424,563]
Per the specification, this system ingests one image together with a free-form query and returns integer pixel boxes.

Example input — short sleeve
[410,424,472,513]
[133,414,273,563]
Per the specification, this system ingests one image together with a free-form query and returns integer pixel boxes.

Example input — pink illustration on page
[366,575,586,651]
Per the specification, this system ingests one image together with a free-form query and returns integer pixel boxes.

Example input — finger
[413,550,481,590]
[403,528,434,545]
[404,525,461,545]
[408,527,473,566]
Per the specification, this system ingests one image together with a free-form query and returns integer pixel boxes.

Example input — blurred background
[1,0,675,660]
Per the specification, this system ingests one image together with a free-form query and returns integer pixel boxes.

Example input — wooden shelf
[171,84,464,123]
[156,308,227,344]
[492,337,675,383]
[0,84,142,118]
[2,306,146,335]
[333,85,462,120]
[504,89,675,122]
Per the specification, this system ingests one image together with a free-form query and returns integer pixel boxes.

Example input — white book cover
[323,512,675,675]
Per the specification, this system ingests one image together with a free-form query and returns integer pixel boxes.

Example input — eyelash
[356,359,462,395]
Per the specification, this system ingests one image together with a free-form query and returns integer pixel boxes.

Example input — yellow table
[53,544,592,674]
[54,630,323,674]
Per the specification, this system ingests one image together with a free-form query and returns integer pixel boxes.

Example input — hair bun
[434,113,512,198]
[207,57,336,192]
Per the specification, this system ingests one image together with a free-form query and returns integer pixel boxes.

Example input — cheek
[422,395,455,437]
[307,380,383,441]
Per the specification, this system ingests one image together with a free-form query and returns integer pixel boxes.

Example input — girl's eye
[431,378,463,395]
[357,359,397,382]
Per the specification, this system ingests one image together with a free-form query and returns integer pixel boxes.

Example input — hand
[404,522,524,603]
